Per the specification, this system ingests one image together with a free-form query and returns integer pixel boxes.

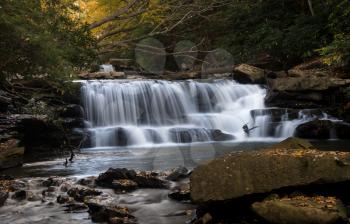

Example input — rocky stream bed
[1,138,350,224]
[1,62,350,223]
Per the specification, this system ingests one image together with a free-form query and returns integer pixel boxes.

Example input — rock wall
[0,80,85,169]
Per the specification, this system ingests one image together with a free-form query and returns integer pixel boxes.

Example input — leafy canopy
[0,0,96,83]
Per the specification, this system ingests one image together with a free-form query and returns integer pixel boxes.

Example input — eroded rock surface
[191,145,350,203]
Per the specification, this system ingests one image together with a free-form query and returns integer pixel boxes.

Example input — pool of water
[1,139,349,224]
[3,140,350,178]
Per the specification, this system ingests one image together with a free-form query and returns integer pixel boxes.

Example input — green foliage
[318,0,350,68]
[0,0,96,84]
[319,34,350,68]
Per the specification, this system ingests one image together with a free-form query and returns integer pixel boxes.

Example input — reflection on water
[3,140,350,178]
[1,140,349,224]
[3,140,350,177]
[4,141,278,178]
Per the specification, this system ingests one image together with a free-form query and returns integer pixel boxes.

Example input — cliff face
[0,80,86,169]
[263,60,350,122]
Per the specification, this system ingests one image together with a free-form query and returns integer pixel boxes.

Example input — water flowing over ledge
[80,79,337,148]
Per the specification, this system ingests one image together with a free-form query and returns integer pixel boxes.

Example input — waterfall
[80,79,332,148]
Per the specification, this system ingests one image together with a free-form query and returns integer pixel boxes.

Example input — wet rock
[64,203,88,212]
[0,175,14,180]
[14,115,73,153]
[108,217,137,224]
[97,168,166,189]
[57,195,74,204]
[211,129,235,141]
[143,129,163,143]
[59,104,84,118]
[42,177,64,187]
[111,179,138,193]
[60,118,85,129]
[115,128,129,146]
[265,90,325,109]
[0,139,24,170]
[294,120,350,139]
[0,191,9,206]
[193,213,213,224]
[12,190,27,201]
[47,186,56,192]
[96,168,137,188]
[252,196,347,224]
[42,189,56,198]
[77,176,97,188]
[134,171,166,189]
[169,128,195,143]
[0,93,11,112]
[166,166,190,181]
[169,128,235,143]
[164,210,193,217]
[87,201,135,223]
[27,192,42,202]
[190,141,350,204]
[250,108,301,122]
[60,182,72,192]
[168,183,191,201]
[333,122,350,139]
[233,64,266,84]
[340,102,350,123]
[295,119,333,139]
[67,187,102,202]
[0,179,21,192]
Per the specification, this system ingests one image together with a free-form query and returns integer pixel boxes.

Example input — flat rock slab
[190,147,350,204]
[252,196,347,224]
[268,76,350,91]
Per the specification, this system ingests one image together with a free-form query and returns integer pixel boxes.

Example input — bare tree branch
[89,0,148,30]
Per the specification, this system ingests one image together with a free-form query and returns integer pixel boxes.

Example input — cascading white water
[80,79,331,147]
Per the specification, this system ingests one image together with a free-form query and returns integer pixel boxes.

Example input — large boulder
[190,141,350,204]
[233,64,266,84]
[0,139,24,170]
[252,196,347,224]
